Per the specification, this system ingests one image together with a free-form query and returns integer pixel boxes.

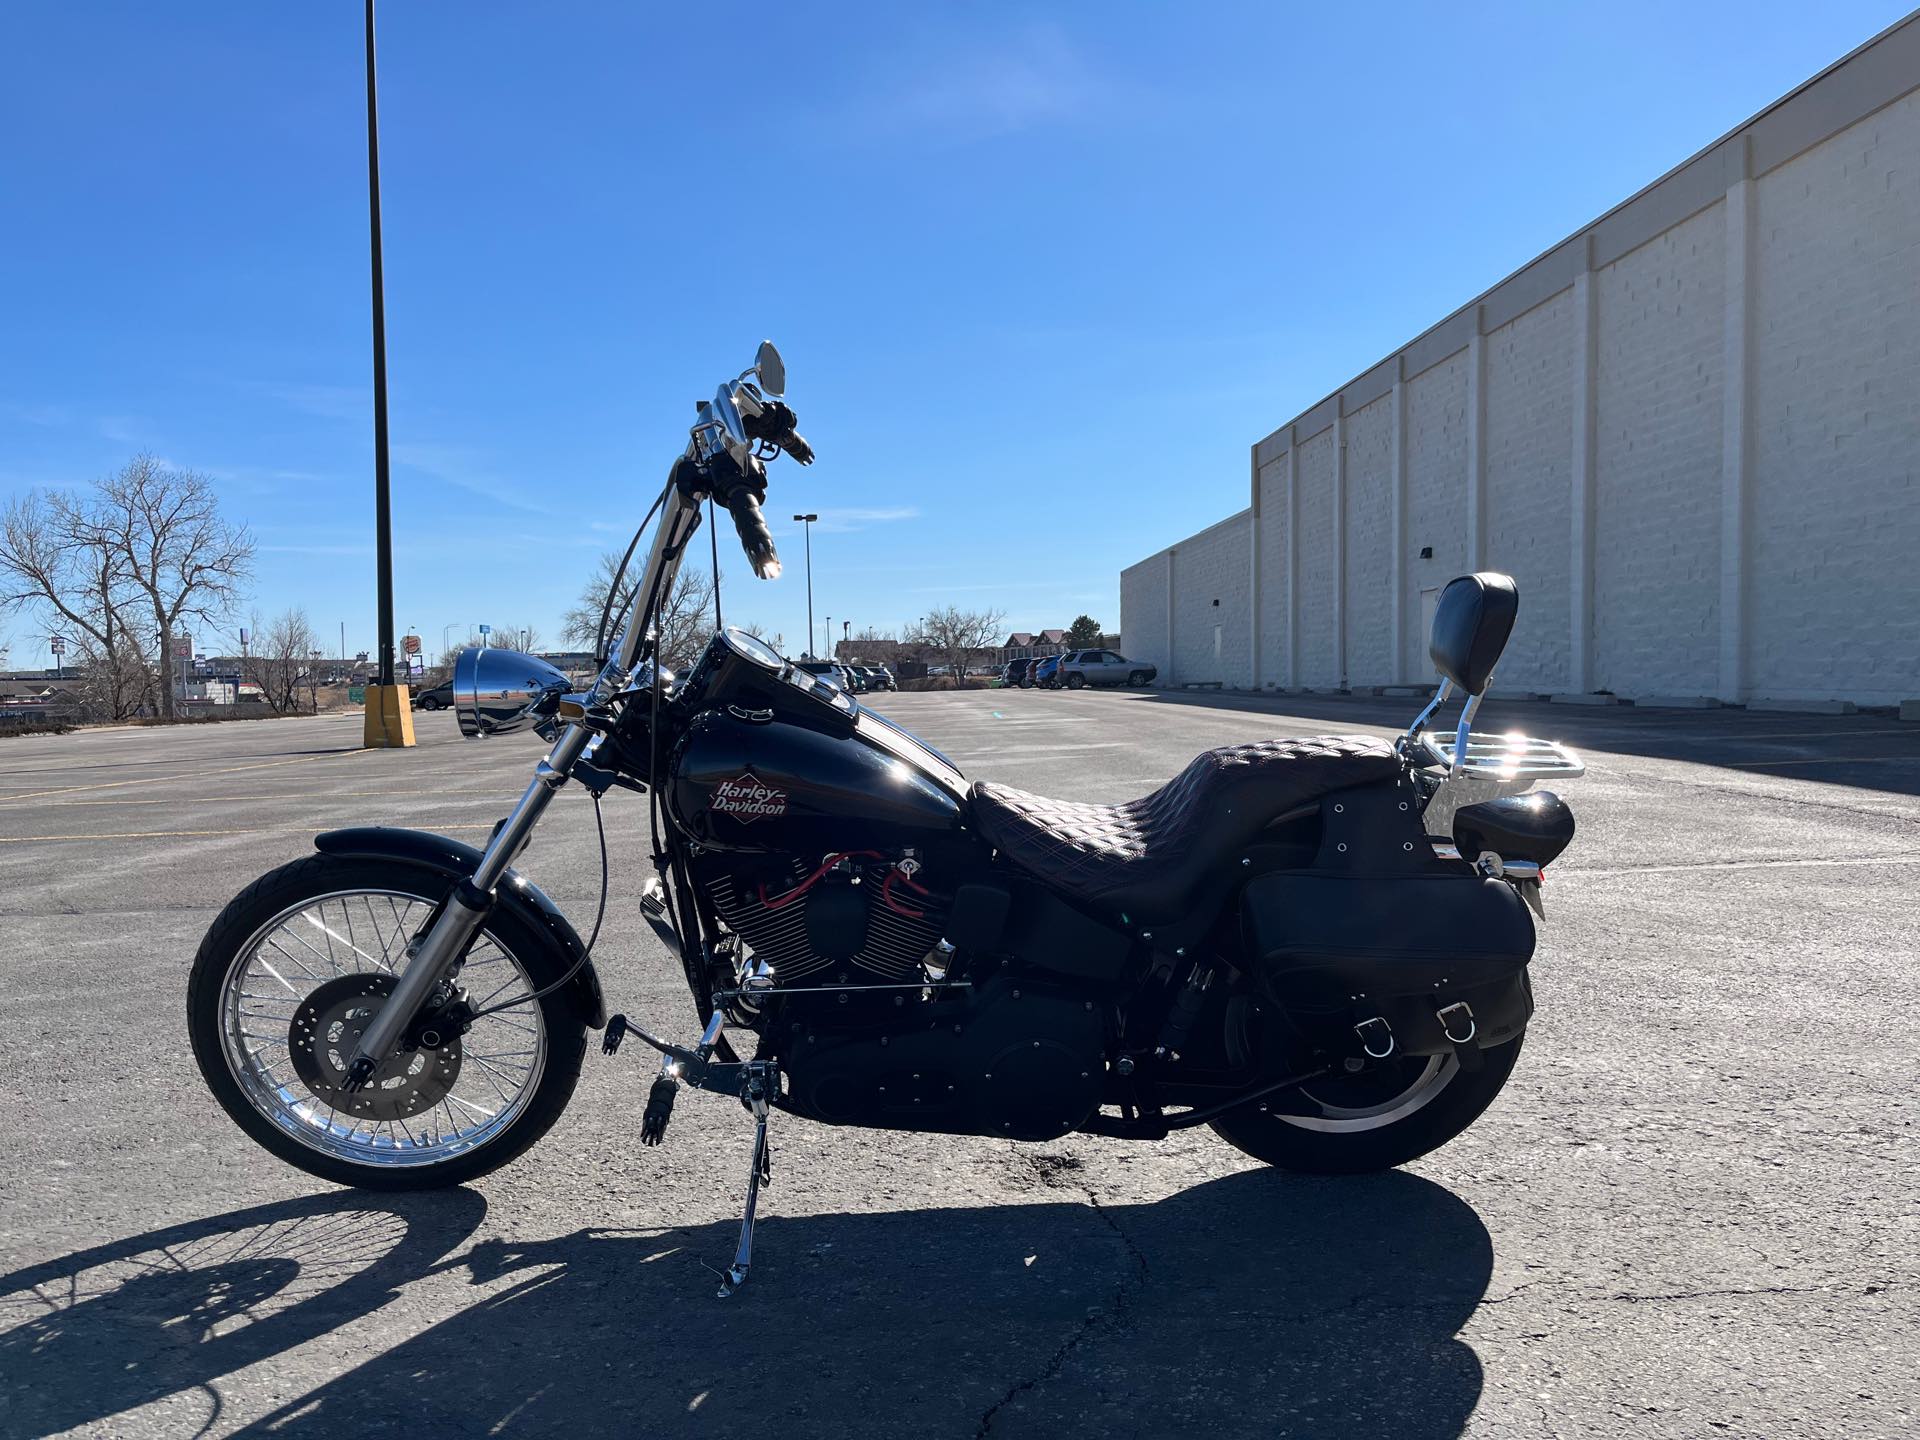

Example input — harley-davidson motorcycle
[189,342,1584,1294]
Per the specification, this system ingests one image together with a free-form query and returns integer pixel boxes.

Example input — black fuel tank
[668,706,967,855]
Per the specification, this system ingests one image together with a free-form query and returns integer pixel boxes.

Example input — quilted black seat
[969,735,1398,924]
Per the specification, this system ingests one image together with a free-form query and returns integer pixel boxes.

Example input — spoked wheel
[188,855,587,1190]
[1209,1036,1525,1174]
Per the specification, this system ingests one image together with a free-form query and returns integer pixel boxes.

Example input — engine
[699,852,947,987]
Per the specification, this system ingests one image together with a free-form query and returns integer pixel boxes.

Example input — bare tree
[562,549,719,673]
[96,456,253,720]
[244,609,318,714]
[907,605,1006,684]
[0,490,149,719]
[489,623,541,654]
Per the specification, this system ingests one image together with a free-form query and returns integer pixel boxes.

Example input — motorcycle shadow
[0,1168,1492,1440]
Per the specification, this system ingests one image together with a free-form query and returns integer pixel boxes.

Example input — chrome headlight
[453,646,572,738]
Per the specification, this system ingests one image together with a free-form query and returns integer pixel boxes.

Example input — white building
[1122,16,1919,709]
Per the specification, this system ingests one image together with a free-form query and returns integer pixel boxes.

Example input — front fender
[314,826,607,1029]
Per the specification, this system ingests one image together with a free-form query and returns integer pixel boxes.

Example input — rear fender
[314,826,607,1029]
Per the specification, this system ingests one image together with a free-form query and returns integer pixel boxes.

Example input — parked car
[1056,649,1158,688]
[411,682,455,711]
[1032,654,1063,689]
[794,660,849,691]
[860,664,896,691]
[1001,657,1036,688]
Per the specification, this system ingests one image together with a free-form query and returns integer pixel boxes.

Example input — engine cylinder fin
[702,858,946,988]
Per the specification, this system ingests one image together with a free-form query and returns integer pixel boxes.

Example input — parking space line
[1720,755,1920,768]
[18,790,512,807]
[0,749,373,803]
[0,822,499,845]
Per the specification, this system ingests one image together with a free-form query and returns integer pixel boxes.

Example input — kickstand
[716,1065,775,1298]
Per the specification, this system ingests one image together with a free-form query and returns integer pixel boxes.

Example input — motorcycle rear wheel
[1209,1034,1524,1174]
[187,854,587,1190]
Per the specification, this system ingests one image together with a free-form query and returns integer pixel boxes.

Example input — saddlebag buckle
[1353,1016,1395,1059]
[1436,1001,1476,1045]
[1435,1001,1484,1072]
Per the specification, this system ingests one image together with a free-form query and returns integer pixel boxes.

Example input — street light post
[361,0,413,747]
[793,513,817,658]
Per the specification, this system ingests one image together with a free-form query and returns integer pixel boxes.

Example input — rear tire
[188,854,588,1191]
[419,696,442,711]
[1209,1034,1524,1174]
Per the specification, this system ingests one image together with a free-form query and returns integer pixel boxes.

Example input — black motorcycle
[188,343,1584,1294]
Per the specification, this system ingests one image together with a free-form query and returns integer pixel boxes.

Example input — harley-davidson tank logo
[710,771,788,822]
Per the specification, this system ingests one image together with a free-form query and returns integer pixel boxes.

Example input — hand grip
[727,490,782,579]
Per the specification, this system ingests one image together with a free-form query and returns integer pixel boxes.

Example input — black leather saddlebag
[1240,870,1536,1058]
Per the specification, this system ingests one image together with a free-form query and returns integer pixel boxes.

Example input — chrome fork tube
[345,721,595,1075]
[352,463,702,1079]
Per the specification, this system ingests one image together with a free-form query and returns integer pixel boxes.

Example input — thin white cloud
[257,382,372,424]
[0,400,75,427]
[392,441,558,517]
[801,506,921,534]
[827,23,1112,144]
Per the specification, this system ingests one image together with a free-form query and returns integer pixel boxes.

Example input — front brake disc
[288,973,463,1122]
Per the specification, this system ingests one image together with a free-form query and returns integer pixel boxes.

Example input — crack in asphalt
[974,1150,1151,1438]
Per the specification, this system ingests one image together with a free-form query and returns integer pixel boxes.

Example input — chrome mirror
[754,340,786,396]
[453,646,572,738]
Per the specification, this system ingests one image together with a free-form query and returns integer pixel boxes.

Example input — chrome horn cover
[453,646,572,738]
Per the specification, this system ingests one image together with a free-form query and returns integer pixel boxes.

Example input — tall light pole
[362,0,412,746]
[825,616,832,662]
[793,514,817,658]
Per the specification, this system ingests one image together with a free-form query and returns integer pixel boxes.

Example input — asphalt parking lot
[2,689,1916,1439]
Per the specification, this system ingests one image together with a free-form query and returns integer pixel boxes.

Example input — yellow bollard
[362,684,417,748]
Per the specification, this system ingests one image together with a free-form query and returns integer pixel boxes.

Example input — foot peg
[603,1013,630,1056]
[639,1075,678,1145]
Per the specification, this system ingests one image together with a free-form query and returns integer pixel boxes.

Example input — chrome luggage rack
[1416,729,1585,780]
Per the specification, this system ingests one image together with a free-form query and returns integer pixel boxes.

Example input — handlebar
[691,376,811,582]
[726,488,781,580]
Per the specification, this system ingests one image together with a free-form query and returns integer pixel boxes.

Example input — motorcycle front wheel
[1209,1034,1524,1174]
[187,854,587,1190]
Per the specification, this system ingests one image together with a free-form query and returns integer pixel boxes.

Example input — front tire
[1128,670,1150,687]
[188,854,588,1190]
[419,696,442,711]
[1209,1034,1524,1174]
[1066,673,1085,689]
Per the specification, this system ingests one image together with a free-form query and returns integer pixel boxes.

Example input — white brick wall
[1591,203,1726,697]
[1255,456,1289,684]
[1294,430,1338,686]
[1170,511,1252,685]
[1119,551,1170,676]
[1343,395,1396,686]
[1749,91,1920,704]
[1484,291,1575,692]
[1406,352,1471,632]
[1123,26,1920,707]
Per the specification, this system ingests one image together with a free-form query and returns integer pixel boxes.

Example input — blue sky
[1,1,1908,667]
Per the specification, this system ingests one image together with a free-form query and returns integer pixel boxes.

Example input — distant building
[1000,629,1069,661]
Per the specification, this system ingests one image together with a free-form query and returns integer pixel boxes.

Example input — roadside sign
[239,627,250,647]
[402,633,421,655]
[348,685,366,704]
[48,637,65,656]
[478,624,491,637]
